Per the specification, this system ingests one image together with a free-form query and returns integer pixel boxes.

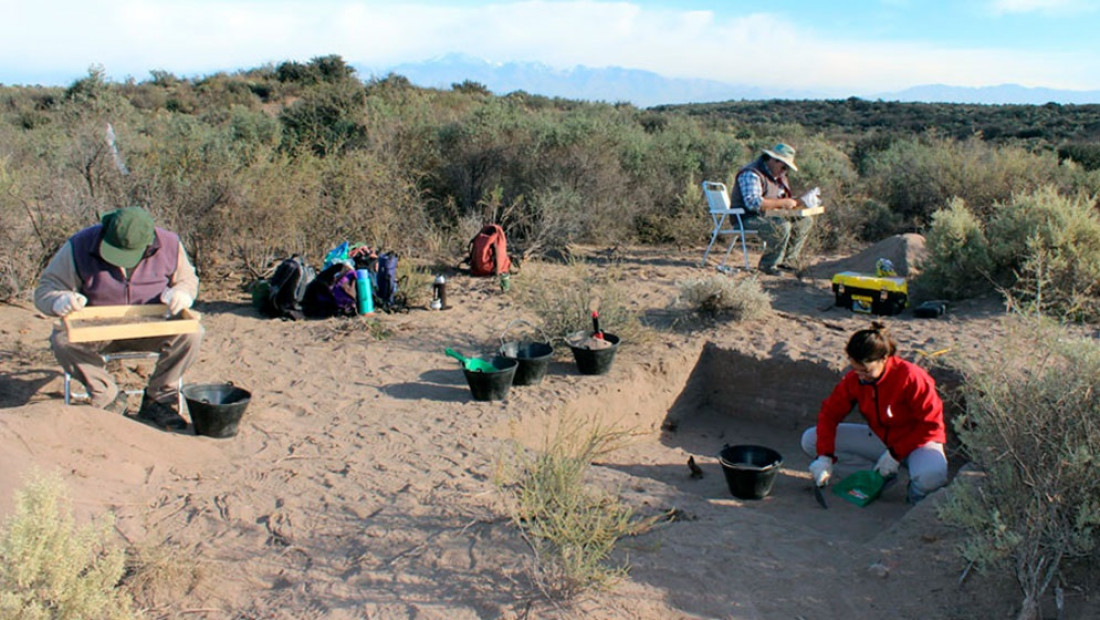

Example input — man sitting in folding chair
[34,206,203,431]
[730,143,819,274]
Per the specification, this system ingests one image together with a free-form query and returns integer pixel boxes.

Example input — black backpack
[266,255,315,321]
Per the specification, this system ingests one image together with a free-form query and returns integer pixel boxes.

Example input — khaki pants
[751,215,814,270]
[51,325,204,407]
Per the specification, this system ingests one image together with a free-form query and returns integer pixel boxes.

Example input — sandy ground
[1,236,1096,619]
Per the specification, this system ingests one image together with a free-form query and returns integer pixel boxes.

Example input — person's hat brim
[763,148,797,171]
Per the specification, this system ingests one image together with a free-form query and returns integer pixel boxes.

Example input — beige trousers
[50,325,204,407]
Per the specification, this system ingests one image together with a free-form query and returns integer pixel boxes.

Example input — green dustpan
[832,470,887,507]
[444,348,497,373]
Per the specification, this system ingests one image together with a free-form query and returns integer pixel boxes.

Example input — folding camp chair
[700,181,759,271]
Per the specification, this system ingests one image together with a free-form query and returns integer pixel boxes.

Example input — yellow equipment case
[831,271,908,316]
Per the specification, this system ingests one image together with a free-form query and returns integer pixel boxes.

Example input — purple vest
[69,224,180,306]
[729,157,792,212]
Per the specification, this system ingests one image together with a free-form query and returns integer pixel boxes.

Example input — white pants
[801,423,948,503]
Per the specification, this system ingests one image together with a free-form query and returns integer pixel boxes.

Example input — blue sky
[2,0,1098,96]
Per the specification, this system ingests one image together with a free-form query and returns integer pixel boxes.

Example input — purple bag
[303,263,357,318]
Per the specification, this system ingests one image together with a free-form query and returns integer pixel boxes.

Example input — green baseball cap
[99,207,155,269]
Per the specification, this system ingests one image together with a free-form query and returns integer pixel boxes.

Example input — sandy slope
[2,239,1093,619]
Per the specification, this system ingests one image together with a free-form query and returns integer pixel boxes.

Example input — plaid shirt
[737,169,766,214]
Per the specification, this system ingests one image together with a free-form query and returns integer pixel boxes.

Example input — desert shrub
[986,187,1100,321]
[939,320,1100,620]
[917,188,1100,319]
[278,81,368,156]
[1057,142,1100,171]
[220,150,323,278]
[498,413,658,598]
[397,260,434,308]
[862,135,1061,227]
[0,473,134,619]
[913,198,994,300]
[512,260,645,344]
[677,273,772,320]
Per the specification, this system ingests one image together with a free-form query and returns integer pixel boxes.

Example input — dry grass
[511,259,647,346]
[676,272,773,320]
[497,412,665,600]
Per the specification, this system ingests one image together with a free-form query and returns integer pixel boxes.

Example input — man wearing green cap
[728,143,817,274]
[34,206,202,431]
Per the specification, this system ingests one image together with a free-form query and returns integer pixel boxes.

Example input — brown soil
[2,237,1096,619]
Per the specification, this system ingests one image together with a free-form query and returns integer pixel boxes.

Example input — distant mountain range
[360,54,1100,107]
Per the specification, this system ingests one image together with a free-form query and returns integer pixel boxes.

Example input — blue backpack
[374,252,399,309]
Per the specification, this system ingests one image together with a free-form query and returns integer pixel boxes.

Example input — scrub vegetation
[2,55,1099,614]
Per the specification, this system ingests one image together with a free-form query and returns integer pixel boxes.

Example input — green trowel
[445,348,497,373]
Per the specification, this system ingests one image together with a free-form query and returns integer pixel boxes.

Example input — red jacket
[816,356,946,460]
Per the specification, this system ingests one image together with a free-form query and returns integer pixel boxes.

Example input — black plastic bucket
[498,319,553,386]
[568,332,620,375]
[718,444,783,500]
[462,357,518,401]
[182,383,251,439]
[500,341,553,385]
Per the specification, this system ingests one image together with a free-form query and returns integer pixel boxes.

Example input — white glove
[51,292,87,317]
[875,450,900,478]
[160,288,194,315]
[799,187,822,209]
[809,455,834,487]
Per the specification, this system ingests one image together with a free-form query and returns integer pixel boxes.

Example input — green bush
[862,135,1061,227]
[914,198,994,300]
[939,320,1100,620]
[986,187,1100,321]
[0,474,134,619]
[918,188,1100,320]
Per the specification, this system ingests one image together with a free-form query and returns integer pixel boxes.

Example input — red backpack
[468,224,512,277]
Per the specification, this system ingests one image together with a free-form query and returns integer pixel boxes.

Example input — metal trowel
[813,484,829,509]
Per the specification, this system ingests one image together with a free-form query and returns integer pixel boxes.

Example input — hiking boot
[137,392,187,431]
[102,392,129,415]
[759,265,780,275]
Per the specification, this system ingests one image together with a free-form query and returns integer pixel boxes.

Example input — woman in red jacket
[802,321,948,504]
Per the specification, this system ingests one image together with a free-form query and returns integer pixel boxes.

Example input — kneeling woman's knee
[910,468,948,496]
[800,427,817,457]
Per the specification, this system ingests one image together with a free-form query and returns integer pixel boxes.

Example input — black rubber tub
[182,383,251,439]
[718,444,783,500]
[462,356,518,401]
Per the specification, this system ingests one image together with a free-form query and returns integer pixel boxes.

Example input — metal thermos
[355,269,374,314]
[432,275,448,310]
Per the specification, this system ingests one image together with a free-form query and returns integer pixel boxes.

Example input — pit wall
[499,341,845,453]
[664,342,842,433]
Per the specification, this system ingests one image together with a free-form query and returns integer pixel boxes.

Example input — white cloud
[989,0,1093,15]
[1,0,1098,92]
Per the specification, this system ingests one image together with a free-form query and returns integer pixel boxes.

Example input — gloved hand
[799,187,822,209]
[809,455,834,487]
[875,450,900,478]
[51,292,87,317]
[160,288,194,315]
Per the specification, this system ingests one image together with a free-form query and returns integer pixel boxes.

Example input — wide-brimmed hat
[100,207,155,269]
[762,143,798,172]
